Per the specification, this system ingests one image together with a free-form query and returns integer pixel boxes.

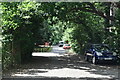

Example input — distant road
[32,46,70,57]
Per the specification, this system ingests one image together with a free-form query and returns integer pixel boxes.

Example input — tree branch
[114,2,120,9]
[69,5,115,21]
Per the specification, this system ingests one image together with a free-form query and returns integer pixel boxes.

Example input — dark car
[84,44,119,64]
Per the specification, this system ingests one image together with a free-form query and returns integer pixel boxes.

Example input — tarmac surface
[2,46,120,80]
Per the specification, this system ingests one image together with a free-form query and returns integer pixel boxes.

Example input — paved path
[2,46,120,80]
[32,46,71,57]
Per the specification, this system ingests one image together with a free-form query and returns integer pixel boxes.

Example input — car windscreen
[94,45,110,52]
[59,42,64,44]
[65,44,70,46]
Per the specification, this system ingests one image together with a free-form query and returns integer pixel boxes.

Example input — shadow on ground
[2,54,119,80]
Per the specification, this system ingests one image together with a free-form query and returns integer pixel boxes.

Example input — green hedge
[34,47,52,52]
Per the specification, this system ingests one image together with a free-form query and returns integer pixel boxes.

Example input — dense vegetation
[1,2,120,70]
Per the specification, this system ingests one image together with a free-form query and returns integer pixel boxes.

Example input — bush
[34,47,52,52]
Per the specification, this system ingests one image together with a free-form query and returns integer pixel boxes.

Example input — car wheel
[85,55,89,61]
[115,59,119,64]
[92,56,97,64]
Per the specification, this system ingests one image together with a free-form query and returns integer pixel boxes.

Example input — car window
[95,45,110,52]
[61,42,64,44]
[65,44,70,46]
[59,42,64,44]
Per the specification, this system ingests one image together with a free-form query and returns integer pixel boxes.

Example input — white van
[59,41,64,47]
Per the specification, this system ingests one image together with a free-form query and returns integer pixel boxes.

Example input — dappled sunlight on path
[3,55,118,79]
[3,46,119,80]
[12,68,113,79]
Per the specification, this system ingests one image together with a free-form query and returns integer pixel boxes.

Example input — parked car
[63,44,71,49]
[84,44,119,64]
[59,41,64,47]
